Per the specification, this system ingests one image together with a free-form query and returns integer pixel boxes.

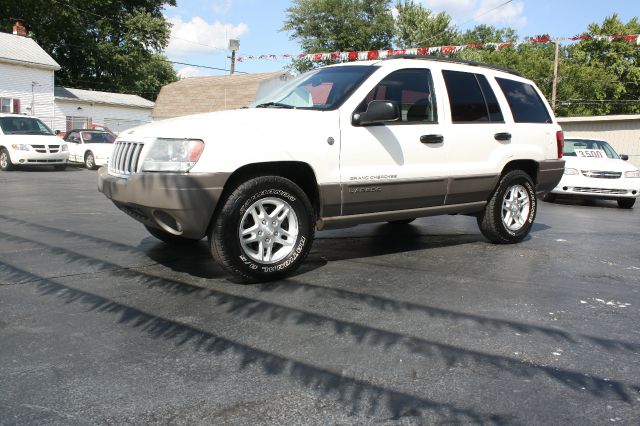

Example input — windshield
[80,131,115,143]
[0,116,54,136]
[251,65,376,110]
[563,139,620,159]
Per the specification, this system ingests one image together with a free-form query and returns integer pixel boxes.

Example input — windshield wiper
[255,102,295,109]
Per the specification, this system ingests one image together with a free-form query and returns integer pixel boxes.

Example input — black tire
[387,218,415,225]
[54,164,67,171]
[84,151,96,170]
[617,198,635,209]
[541,193,556,202]
[145,225,201,245]
[0,148,14,171]
[210,176,315,283]
[477,170,537,244]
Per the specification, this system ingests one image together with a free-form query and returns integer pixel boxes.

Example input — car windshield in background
[563,139,620,159]
[81,131,115,143]
[252,66,376,110]
[0,117,54,136]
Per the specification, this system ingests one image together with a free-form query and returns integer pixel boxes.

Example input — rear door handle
[420,134,444,144]
[495,132,512,141]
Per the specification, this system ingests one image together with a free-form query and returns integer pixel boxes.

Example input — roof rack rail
[383,54,521,76]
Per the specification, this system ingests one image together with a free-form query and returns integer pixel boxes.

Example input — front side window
[496,78,552,123]
[252,66,376,110]
[81,131,115,144]
[356,68,438,123]
[0,117,54,135]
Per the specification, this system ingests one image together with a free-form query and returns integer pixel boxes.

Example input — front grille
[31,144,46,153]
[109,141,144,176]
[581,170,621,179]
[48,145,60,153]
[573,187,628,195]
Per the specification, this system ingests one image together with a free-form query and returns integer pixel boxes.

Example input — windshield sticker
[575,149,607,159]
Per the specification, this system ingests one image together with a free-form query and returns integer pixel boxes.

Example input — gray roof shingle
[55,86,154,109]
[0,32,60,70]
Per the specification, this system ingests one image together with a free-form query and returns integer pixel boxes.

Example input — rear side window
[496,78,552,123]
[442,70,503,123]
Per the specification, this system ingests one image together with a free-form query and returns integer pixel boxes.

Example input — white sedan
[546,138,640,208]
[64,130,115,170]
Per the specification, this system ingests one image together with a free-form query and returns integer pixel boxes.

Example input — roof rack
[383,54,521,76]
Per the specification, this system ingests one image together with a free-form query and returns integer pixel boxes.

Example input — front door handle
[420,134,444,144]
[494,132,512,141]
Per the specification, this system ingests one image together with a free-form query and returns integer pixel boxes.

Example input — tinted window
[80,131,115,143]
[0,117,53,135]
[443,70,494,123]
[357,68,437,123]
[496,78,551,123]
[477,75,503,122]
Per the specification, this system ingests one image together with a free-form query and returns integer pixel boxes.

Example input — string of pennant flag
[236,34,640,63]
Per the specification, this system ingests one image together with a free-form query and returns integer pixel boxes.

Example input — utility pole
[229,39,240,76]
[551,41,560,112]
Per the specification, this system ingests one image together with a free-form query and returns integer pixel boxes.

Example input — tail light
[556,130,564,159]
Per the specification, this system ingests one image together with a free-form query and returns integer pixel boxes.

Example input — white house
[0,23,58,124]
[0,21,153,134]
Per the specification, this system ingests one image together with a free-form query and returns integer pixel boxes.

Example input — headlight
[61,144,68,152]
[624,170,640,178]
[141,138,204,172]
[11,144,32,151]
[564,168,579,175]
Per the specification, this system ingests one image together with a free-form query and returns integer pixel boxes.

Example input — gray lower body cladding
[98,167,228,239]
[536,159,565,194]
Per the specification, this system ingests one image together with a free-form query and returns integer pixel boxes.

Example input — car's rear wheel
[477,170,537,244]
[144,225,201,245]
[617,198,635,209]
[0,148,14,171]
[85,151,96,170]
[210,176,315,283]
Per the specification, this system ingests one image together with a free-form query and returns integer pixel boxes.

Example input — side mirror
[54,130,61,135]
[620,154,629,161]
[72,137,81,143]
[352,100,400,126]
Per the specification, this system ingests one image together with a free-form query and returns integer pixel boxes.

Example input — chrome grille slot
[48,145,60,153]
[573,187,627,195]
[109,141,144,177]
[31,144,46,153]
[581,170,621,179]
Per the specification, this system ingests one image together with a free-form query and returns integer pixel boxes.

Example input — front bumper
[550,173,640,200]
[10,150,68,165]
[98,167,229,239]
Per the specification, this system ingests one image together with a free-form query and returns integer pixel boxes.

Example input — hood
[2,134,66,145]
[563,155,638,172]
[117,108,332,141]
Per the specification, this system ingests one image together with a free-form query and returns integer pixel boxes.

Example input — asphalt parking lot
[1,167,639,425]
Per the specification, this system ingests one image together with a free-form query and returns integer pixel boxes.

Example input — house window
[66,116,91,131]
[1,98,20,113]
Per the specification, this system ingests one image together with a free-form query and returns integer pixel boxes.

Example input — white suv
[99,57,565,282]
[0,114,69,171]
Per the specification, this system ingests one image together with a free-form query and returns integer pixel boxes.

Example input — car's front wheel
[477,170,537,244]
[617,198,635,209]
[85,151,96,170]
[0,148,14,171]
[210,176,315,283]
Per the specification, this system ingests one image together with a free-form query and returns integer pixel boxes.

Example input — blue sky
[162,0,639,77]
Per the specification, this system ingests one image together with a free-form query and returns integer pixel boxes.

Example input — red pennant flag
[367,50,379,60]
[348,51,358,60]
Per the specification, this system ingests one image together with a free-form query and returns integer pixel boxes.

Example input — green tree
[458,24,517,44]
[282,0,395,71]
[0,0,177,100]
[394,0,458,48]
